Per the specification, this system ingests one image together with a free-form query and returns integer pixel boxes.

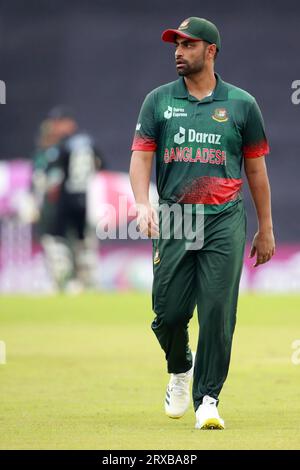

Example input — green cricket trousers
[151,199,247,411]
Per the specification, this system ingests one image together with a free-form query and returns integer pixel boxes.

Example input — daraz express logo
[174,127,222,145]
[164,106,187,119]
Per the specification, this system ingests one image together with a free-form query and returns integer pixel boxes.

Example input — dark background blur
[0,0,299,241]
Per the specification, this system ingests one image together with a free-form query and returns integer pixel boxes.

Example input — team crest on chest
[212,108,228,122]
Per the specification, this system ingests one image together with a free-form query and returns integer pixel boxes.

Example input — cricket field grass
[0,293,299,450]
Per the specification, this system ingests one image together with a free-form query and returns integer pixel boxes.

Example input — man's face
[52,117,77,140]
[174,37,208,76]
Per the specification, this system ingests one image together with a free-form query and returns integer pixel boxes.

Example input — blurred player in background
[32,106,105,292]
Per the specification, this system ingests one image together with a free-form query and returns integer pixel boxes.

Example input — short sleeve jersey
[131,73,269,214]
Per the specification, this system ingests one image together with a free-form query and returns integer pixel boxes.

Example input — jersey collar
[173,72,228,102]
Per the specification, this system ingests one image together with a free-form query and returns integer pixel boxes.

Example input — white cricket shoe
[195,395,225,430]
[165,352,195,419]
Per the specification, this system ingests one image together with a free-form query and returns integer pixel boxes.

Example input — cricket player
[129,17,275,429]
[35,106,104,291]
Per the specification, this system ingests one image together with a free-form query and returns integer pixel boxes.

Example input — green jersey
[131,73,269,214]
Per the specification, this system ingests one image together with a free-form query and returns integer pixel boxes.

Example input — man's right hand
[136,202,159,238]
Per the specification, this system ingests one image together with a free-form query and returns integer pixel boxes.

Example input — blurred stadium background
[0,0,299,293]
[0,0,299,450]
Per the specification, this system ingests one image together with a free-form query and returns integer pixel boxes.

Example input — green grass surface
[0,293,300,450]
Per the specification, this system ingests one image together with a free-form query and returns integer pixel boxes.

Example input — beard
[176,55,206,77]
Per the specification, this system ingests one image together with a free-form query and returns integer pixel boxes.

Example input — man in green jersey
[129,17,275,430]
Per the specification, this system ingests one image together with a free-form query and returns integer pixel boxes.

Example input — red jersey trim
[243,140,270,159]
[131,135,157,152]
[178,176,243,205]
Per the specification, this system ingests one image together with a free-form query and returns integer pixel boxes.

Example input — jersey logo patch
[212,108,228,122]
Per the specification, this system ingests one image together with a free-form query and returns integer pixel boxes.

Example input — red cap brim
[161,29,201,43]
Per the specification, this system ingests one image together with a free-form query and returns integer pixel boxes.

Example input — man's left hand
[249,229,275,267]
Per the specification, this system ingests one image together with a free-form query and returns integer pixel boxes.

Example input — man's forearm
[129,150,154,204]
[244,157,275,266]
[245,164,273,232]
